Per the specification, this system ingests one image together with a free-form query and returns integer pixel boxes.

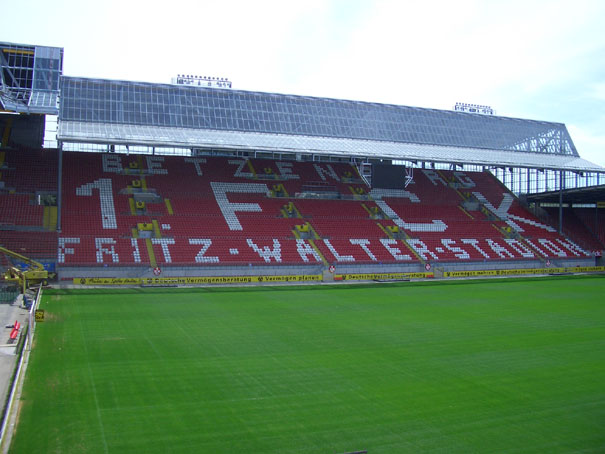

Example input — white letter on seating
[369,188,420,203]
[474,192,558,235]
[503,239,535,258]
[422,169,448,186]
[102,154,123,174]
[210,182,269,230]
[472,192,523,232]
[146,156,167,175]
[380,238,411,261]
[228,159,254,178]
[95,238,119,263]
[441,239,470,259]
[296,239,322,262]
[184,158,207,176]
[524,239,548,257]
[152,238,176,263]
[276,162,299,180]
[375,200,447,232]
[461,238,491,259]
[538,239,567,257]
[406,239,439,260]
[58,237,80,263]
[323,239,355,262]
[131,238,141,263]
[453,172,476,188]
[350,239,377,261]
[313,164,339,182]
[556,238,588,257]
[486,239,515,258]
[247,239,282,263]
[189,239,219,263]
[76,178,117,229]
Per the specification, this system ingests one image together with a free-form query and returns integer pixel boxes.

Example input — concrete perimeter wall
[57,256,598,282]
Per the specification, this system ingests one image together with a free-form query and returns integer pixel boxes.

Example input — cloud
[568,124,605,167]
[590,83,605,102]
[274,0,605,111]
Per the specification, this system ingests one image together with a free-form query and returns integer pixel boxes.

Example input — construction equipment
[0,246,55,293]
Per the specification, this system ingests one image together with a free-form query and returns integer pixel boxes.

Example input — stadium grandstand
[1,40,604,287]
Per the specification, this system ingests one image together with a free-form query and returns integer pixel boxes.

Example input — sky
[4,0,605,166]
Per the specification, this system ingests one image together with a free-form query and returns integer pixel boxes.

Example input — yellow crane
[1,246,55,293]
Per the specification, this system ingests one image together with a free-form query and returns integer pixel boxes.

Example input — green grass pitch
[9,275,605,453]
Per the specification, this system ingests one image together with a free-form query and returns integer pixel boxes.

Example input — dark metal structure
[0,41,62,115]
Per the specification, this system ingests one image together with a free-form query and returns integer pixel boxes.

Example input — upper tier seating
[0,194,44,227]
[0,149,58,193]
[0,150,57,231]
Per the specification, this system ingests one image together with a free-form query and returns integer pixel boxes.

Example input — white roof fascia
[58,121,605,173]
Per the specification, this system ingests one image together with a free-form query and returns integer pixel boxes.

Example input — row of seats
[1,149,600,268]
[0,149,58,192]
[544,207,604,250]
[57,152,593,265]
[0,231,58,258]
[0,194,45,227]
[575,208,605,246]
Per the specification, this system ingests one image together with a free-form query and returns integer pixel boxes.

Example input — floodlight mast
[454,102,495,116]
[171,74,232,89]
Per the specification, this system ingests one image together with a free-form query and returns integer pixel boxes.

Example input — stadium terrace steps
[544,207,605,251]
[0,230,57,258]
[0,150,58,232]
[55,151,596,265]
[574,208,605,246]
[0,149,599,268]
[0,194,45,227]
[0,149,58,193]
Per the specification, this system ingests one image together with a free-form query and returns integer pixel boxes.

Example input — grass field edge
[43,272,605,296]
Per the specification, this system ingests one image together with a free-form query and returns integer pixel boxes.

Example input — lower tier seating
[0,231,58,259]
[2,149,601,267]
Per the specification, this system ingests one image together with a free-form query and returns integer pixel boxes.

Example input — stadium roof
[57,76,604,173]
[527,184,605,205]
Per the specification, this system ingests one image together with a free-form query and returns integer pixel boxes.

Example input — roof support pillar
[57,143,63,232]
[558,170,564,235]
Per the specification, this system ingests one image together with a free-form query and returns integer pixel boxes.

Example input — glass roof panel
[59,76,579,157]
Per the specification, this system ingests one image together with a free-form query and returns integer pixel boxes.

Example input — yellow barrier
[335,272,433,281]
[35,309,45,322]
[73,274,323,286]
[73,266,604,285]
[443,266,605,278]
[74,278,141,285]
